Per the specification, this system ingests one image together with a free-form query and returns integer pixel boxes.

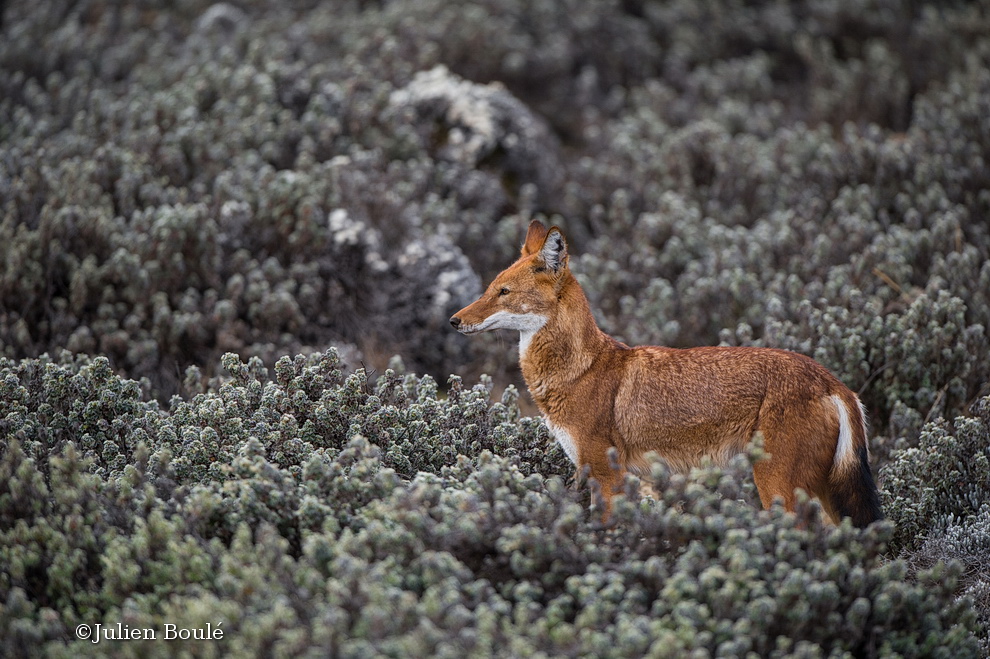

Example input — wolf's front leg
[582,450,625,522]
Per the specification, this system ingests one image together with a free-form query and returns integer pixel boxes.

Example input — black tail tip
[835,445,884,528]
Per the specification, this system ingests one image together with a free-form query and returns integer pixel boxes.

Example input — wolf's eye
[498,287,510,296]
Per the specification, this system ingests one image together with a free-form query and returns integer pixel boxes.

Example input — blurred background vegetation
[1,0,989,655]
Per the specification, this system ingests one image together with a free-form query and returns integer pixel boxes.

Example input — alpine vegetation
[0,352,984,656]
[2,0,990,655]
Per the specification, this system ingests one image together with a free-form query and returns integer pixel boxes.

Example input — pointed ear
[521,220,549,256]
[538,226,568,274]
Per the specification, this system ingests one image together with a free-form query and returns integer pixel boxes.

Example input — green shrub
[0,354,985,656]
[3,0,989,416]
[3,0,990,654]
[881,396,990,553]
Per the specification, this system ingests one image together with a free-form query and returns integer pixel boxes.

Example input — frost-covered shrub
[0,1,486,399]
[0,353,985,656]
[172,350,569,485]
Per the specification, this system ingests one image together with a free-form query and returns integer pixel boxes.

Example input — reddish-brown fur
[451,221,882,526]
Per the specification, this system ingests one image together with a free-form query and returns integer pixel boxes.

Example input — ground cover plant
[1,0,989,655]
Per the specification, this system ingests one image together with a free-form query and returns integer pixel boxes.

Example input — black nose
[450,316,461,329]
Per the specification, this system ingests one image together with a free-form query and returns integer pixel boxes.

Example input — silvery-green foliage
[881,396,990,554]
[903,503,990,656]
[2,0,989,416]
[0,353,984,656]
[879,394,990,652]
[3,0,990,653]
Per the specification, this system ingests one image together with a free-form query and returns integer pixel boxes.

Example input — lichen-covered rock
[389,65,564,208]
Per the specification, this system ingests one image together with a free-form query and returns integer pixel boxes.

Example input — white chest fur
[545,418,578,464]
[516,314,547,360]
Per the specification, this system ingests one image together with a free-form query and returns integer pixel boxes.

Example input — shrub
[3,0,988,416]
[881,396,990,554]
[2,0,990,654]
[0,353,985,656]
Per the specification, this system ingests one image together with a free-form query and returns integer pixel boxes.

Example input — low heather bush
[882,396,990,554]
[3,0,988,416]
[0,353,985,656]
[2,0,989,654]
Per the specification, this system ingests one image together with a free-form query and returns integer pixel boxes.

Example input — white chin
[472,310,548,333]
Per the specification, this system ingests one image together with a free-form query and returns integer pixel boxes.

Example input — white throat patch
[518,324,544,359]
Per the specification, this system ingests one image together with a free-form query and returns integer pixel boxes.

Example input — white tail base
[831,394,858,471]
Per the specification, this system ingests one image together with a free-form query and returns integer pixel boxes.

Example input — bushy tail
[827,393,883,528]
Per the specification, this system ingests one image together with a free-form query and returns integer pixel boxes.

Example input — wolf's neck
[518,322,546,360]
[518,276,619,404]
